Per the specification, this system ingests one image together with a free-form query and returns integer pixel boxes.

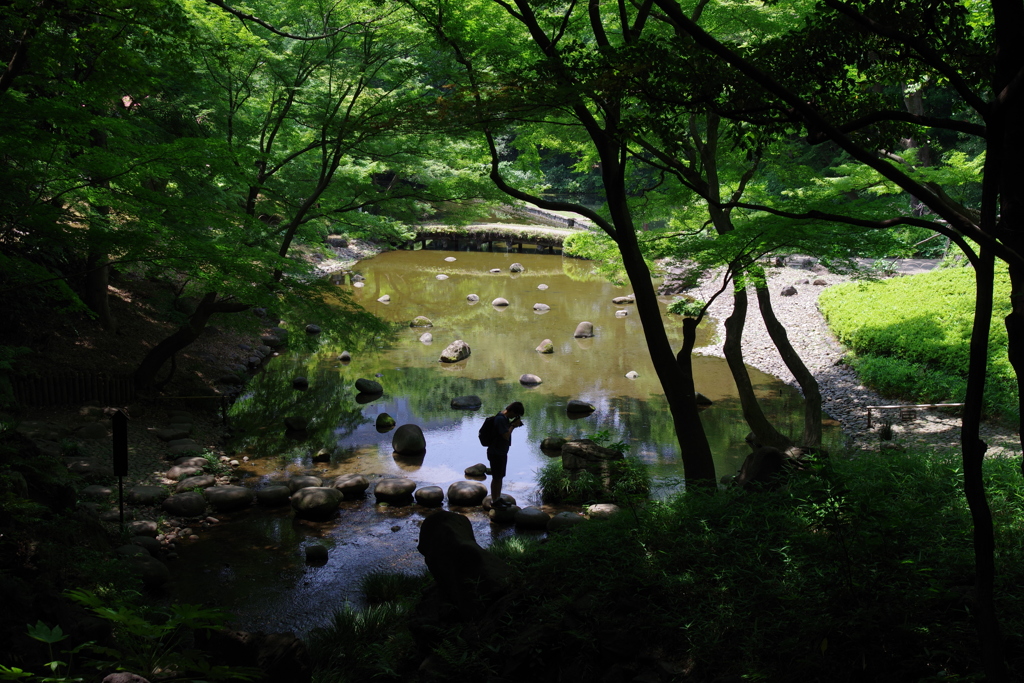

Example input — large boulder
[535,339,554,354]
[509,263,525,272]
[392,424,426,455]
[519,374,542,385]
[612,295,635,304]
[414,486,445,507]
[411,316,433,327]
[491,297,509,306]
[781,285,798,297]
[447,480,487,507]
[355,378,383,394]
[162,491,207,517]
[439,340,471,363]
[417,511,509,620]
[533,303,550,312]
[332,474,369,499]
[573,321,595,338]
[290,487,342,520]
[205,485,255,512]
[450,395,482,410]
[376,413,396,431]
[374,478,417,504]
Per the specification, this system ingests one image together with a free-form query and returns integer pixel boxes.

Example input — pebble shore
[689,264,1021,457]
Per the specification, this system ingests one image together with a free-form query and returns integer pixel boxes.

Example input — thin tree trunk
[84,253,116,332]
[961,249,1006,681]
[134,292,250,390]
[754,283,823,447]
[724,285,792,450]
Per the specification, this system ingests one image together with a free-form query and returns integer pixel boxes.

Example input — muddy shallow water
[169,249,839,634]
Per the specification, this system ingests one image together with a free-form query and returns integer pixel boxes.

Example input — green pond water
[169,249,840,634]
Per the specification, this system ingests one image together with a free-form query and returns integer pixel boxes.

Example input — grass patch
[536,455,651,505]
[819,264,1018,423]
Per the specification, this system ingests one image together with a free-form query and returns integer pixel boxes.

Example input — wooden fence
[12,371,136,407]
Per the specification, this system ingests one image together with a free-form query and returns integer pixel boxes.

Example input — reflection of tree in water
[229,358,369,460]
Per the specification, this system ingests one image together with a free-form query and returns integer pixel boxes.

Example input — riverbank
[687,261,1021,457]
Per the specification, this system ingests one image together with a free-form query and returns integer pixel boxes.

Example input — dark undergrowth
[308,447,1024,682]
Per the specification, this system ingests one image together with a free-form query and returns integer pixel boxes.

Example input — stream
[169,249,840,635]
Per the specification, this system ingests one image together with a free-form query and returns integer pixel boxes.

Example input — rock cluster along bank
[681,260,1020,456]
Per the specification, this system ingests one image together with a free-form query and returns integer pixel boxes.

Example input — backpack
[478,413,500,447]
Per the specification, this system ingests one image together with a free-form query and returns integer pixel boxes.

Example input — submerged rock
[451,395,482,410]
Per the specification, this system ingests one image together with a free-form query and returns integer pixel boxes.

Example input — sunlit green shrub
[820,265,1017,422]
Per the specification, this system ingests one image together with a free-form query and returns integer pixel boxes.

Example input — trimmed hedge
[819,265,1017,423]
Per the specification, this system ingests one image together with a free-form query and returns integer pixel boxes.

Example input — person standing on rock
[488,402,525,508]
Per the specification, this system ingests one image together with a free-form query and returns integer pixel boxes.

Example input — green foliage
[819,265,1017,422]
[307,603,418,683]
[484,448,1024,681]
[359,570,429,607]
[63,590,259,682]
[667,297,706,318]
[537,456,650,505]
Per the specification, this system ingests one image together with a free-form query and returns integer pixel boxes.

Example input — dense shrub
[819,265,1017,422]
[305,450,1024,682]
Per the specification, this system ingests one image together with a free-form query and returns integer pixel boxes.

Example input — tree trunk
[755,283,823,447]
[960,249,1007,681]
[134,292,250,390]
[84,252,116,332]
[723,285,792,450]
[614,209,717,484]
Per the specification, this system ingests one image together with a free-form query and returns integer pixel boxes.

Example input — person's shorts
[486,446,509,478]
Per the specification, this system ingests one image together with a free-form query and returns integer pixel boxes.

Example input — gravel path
[687,263,1021,457]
